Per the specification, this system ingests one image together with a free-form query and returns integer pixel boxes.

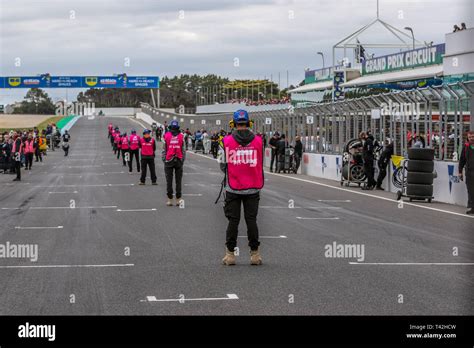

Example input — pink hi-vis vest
[140,138,155,156]
[223,134,264,191]
[129,134,140,150]
[114,133,121,144]
[164,132,184,161]
[121,136,129,150]
[12,139,23,154]
[24,140,34,153]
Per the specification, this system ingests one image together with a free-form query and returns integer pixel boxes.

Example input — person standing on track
[128,130,141,174]
[269,132,280,173]
[459,130,474,215]
[112,127,120,153]
[11,132,23,181]
[219,109,264,266]
[139,129,157,185]
[115,131,122,159]
[120,132,129,167]
[162,120,186,206]
[361,131,376,190]
[62,130,71,156]
[23,134,35,171]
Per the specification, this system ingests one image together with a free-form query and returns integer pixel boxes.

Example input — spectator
[459,131,474,215]
[453,24,461,32]
[294,136,303,173]
[269,132,280,172]
[276,134,288,173]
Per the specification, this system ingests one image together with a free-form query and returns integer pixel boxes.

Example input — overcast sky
[0,0,472,103]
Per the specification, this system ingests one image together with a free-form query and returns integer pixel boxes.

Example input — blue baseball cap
[233,109,249,124]
[170,120,179,129]
[143,129,151,135]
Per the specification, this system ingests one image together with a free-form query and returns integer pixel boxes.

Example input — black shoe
[375,186,384,191]
[467,209,474,215]
[12,178,20,181]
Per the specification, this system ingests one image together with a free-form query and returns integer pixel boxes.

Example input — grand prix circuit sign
[0,74,159,88]
[362,44,445,75]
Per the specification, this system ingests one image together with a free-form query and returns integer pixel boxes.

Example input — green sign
[362,44,445,75]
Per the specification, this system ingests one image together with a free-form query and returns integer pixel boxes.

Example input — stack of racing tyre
[406,148,435,202]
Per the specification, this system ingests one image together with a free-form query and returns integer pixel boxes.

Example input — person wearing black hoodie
[162,120,186,206]
[375,140,393,190]
[219,110,264,266]
[361,131,376,190]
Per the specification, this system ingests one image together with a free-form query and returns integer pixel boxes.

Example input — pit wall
[263,150,468,207]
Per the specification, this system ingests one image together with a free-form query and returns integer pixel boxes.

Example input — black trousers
[270,149,277,171]
[35,148,42,162]
[128,149,140,172]
[164,158,183,199]
[113,143,118,154]
[25,153,33,169]
[376,162,388,187]
[121,149,128,166]
[116,147,121,159]
[140,157,157,183]
[466,172,474,209]
[295,153,301,173]
[14,160,21,179]
[364,157,376,187]
[224,191,260,252]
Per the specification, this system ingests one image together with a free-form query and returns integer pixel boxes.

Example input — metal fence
[140,80,473,161]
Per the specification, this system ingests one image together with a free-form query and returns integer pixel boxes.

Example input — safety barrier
[140,80,473,162]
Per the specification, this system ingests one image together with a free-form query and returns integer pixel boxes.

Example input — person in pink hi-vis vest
[162,120,186,206]
[219,109,264,266]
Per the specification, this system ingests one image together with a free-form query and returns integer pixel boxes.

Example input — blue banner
[0,75,159,88]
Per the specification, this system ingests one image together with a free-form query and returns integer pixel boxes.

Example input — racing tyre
[407,148,435,161]
[406,171,434,185]
[406,184,433,197]
[407,160,434,173]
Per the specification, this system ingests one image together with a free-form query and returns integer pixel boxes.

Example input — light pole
[404,27,415,50]
[317,51,325,68]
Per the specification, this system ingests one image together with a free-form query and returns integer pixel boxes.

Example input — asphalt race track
[0,116,473,315]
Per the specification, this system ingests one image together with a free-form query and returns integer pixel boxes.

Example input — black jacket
[294,141,303,156]
[459,142,474,174]
[363,135,376,159]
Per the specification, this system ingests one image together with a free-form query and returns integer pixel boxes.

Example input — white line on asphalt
[0,263,135,269]
[15,226,64,230]
[116,208,157,212]
[238,235,287,239]
[349,262,474,266]
[48,191,79,194]
[266,172,474,219]
[28,206,117,210]
[141,293,239,302]
[67,165,101,168]
[183,194,203,196]
[318,199,351,202]
[188,151,473,219]
[296,217,340,220]
[102,163,122,165]
[260,206,341,209]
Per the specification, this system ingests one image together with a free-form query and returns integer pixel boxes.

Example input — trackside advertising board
[0,75,159,88]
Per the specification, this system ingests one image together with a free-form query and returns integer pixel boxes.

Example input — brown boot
[222,249,236,266]
[250,249,262,265]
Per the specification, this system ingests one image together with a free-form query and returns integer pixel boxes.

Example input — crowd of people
[230,96,291,106]
[0,124,70,181]
[453,22,467,32]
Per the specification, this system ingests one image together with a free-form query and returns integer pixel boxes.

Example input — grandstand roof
[288,80,333,94]
[341,64,443,88]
